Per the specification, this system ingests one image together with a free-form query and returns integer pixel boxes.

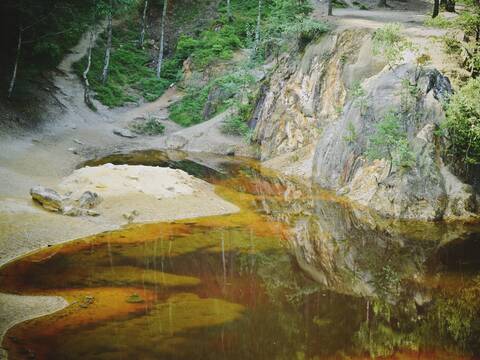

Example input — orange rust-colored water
[1,151,480,360]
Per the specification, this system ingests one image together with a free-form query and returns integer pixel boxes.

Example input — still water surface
[1,150,480,359]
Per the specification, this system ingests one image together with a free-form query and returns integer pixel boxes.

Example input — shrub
[372,23,414,68]
[129,116,165,135]
[443,78,480,164]
[424,15,453,29]
[366,111,415,174]
[222,115,251,136]
[170,72,255,127]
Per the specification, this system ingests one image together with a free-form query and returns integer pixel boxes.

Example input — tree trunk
[8,26,22,99]
[445,0,455,12]
[83,27,95,109]
[433,0,440,17]
[101,0,113,84]
[328,0,333,15]
[377,0,387,7]
[227,0,233,21]
[254,0,262,53]
[139,0,148,48]
[156,0,168,78]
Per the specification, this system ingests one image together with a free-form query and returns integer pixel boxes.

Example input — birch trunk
[101,0,113,84]
[139,0,148,47]
[156,0,168,78]
[227,0,232,21]
[8,27,22,99]
[83,28,95,109]
[254,0,262,54]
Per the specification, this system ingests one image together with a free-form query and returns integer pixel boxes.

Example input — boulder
[77,191,102,209]
[30,186,101,217]
[30,186,64,212]
[113,128,137,138]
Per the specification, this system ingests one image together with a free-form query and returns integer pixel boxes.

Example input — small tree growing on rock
[366,110,416,175]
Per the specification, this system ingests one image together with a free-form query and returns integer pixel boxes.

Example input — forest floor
[0,1,456,357]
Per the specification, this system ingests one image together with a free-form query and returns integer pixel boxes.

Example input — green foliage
[343,121,358,143]
[443,36,463,55]
[221,102,255,137]
[372,23,414,68]
[176,24,242,69]
[282,18,330,48]
[349,81,369,115]
[424,14,453,28]
[74,16,179,107]
[170,72,255,127]
[129,116,165,135]
[455,10,480,39]
[443,78,480,164]
[222,115,251,137]
[332,0,348,8]
[399,78,421,114]
[366,111,416,172]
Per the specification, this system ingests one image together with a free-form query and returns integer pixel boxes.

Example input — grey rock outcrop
[30,186,64,212]
[312,65,478,221]
[30,186,102,217]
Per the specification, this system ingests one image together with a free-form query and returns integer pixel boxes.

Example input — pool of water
[1,150,480,359]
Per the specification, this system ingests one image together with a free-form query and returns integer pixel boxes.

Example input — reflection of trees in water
[247,168,480,357]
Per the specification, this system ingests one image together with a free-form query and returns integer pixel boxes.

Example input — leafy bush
[284,18,330,48]
[222,115,251,136]
[443,78,480,164]
[424,15,453,29]
[366,111,415,173]
[221,101,255,137]
[350,81,369,115]
[170,72,255,127]
[129,116,165,135]
[372,23,414,68]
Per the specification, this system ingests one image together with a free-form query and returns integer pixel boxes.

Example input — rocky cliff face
[312,65,478,221]
[252,29,385,160]
[253,28,479,222]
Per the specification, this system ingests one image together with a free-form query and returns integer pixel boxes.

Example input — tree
[254,0,262,54]
[7,26,22,99]
[366,111,415,175]
[101,0,113,84]
[156,0,168,78]
[433,0,440,18]
[441,0,456,12]
[226,0,233,21]
[378,0,387,8]
[328,0,333,15]
[443,78,480,164]
[139,0,148,48]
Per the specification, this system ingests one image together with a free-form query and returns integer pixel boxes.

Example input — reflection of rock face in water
[292,197,430,299]
[261,177,478,302]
